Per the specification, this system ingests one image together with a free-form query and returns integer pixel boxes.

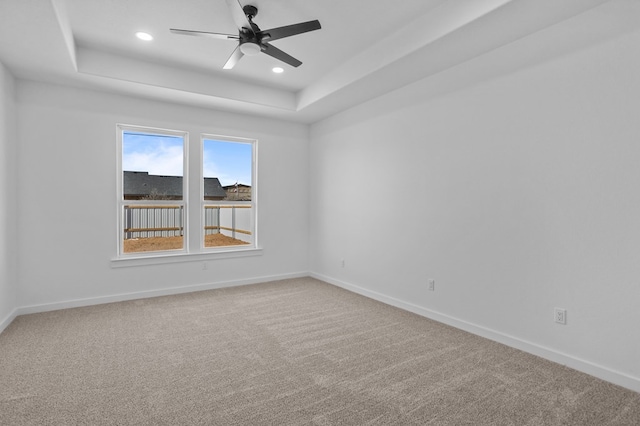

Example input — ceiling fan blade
[261,43,302,67]
[224,0,254,34]
[258,20,321,42]
[223,45,244,69]
[170,28,239,40]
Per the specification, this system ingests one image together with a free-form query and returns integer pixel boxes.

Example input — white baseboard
[14,271,309,317]
[310,272,640,394]
[0,308,18,335]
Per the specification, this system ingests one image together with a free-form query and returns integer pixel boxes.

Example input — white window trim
[110,247,264,268]
[116,124,188,258]
[112,125,261,267]
[200,133,258,252]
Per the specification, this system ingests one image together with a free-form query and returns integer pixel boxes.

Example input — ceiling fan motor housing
[243,5,258,19]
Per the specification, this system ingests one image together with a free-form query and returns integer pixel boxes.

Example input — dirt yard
[123,233,249,253]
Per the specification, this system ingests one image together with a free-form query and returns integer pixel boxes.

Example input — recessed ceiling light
[136,32,153,41]
[272,67,284,74]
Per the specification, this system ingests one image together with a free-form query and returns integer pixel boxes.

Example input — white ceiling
[0,0,637,123]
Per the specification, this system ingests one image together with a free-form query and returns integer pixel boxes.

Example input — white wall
[16,81,309,309]
[310,29,640,391]
[0,61,18,331]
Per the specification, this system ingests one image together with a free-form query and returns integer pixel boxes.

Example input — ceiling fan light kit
[170,0,321,70]
[239,42,261,56]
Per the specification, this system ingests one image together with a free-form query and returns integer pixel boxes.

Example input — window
[117,126,186,255]
[116,125,257,259]
[202,136,255,250]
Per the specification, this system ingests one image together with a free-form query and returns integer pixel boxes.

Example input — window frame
[116,124,189,258]
[112,124,261,267]
[200,134,258,252]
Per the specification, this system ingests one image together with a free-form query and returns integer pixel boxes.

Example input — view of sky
[203,138,252,186]
[122,132,252,187]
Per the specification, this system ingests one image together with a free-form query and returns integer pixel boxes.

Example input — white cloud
[203,153,249,186]
[123,141,183,177]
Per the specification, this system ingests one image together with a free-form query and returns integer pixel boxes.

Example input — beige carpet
[1,277,638,425]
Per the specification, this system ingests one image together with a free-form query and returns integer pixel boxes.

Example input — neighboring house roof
[123,171,226,199]
[204,177,227,199]
[222,183,251,190]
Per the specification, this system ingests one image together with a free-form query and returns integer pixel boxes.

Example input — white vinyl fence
[204,205,253,244]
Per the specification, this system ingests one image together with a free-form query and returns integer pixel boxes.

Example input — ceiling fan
[170,0,321,70]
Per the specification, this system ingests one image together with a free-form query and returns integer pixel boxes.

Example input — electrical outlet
[202,262,208,271]
[554,308,567,324]
[341,259,345,268]
[428,279,435,291]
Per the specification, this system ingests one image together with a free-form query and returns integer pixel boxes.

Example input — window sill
[110,247,263,268]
